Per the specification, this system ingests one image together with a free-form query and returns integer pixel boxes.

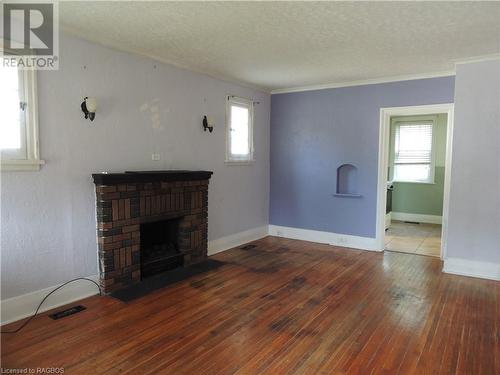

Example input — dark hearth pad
[110,259,227,302]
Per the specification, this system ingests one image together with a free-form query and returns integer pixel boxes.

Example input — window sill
[333,193,363,198]
[393,180,435,185]
[225,159,255,166]
[1,159,45,171]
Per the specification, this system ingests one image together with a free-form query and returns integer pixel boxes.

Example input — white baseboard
[443,258,500,281]
[391,212,442,224]
[208,225,269,256]
[268,225,380,252]
[1,275,100,326]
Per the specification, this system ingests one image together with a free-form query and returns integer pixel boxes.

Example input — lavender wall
[270,77,455,238]
[1,34,270,300]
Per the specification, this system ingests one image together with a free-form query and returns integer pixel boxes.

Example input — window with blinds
[393,122,435,183]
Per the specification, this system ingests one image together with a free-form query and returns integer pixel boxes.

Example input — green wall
[389,114,447,216]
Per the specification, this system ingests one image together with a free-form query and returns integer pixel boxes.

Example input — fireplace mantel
[93,170,213,293]
[92,170,213,185]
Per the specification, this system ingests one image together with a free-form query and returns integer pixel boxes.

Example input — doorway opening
[377,104,454,259]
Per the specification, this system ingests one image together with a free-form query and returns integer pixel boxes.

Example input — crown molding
[58,27,497,96]
[270,71,456,95]
[454,53,500,65]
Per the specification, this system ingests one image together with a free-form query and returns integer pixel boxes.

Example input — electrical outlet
[152,153,161,161]
[276,230,283,236]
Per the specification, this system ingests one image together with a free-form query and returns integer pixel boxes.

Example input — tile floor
[385,220,442,258]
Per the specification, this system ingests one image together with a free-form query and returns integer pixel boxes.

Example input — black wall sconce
[203,115,214,133]
[81,97,97,121]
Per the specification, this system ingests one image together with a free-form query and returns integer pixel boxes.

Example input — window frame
[0,44,43,171]
[225,95,254,164]
[391,119,436,184]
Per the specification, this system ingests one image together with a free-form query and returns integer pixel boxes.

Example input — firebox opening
[140,218,184,279]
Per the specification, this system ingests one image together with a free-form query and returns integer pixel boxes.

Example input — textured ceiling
[60,1,500,92]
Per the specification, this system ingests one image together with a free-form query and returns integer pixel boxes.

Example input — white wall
[446,59,500,268]
[0,34,270,299]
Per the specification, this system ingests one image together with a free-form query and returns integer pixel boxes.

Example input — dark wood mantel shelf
[92,170,213,185]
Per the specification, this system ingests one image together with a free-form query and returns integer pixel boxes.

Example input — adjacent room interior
[1,2,499,374]
[385,111,449,258]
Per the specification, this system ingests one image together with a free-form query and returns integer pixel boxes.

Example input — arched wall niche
[335,164,362,198]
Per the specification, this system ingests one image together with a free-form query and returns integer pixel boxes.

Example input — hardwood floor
[2,236,499,374]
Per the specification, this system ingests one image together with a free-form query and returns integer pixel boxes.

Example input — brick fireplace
[92,170,213,293]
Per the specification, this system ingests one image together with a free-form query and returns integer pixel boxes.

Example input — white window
[226,96,254,163]
[0,56,43,171]
[393,121,435,183]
